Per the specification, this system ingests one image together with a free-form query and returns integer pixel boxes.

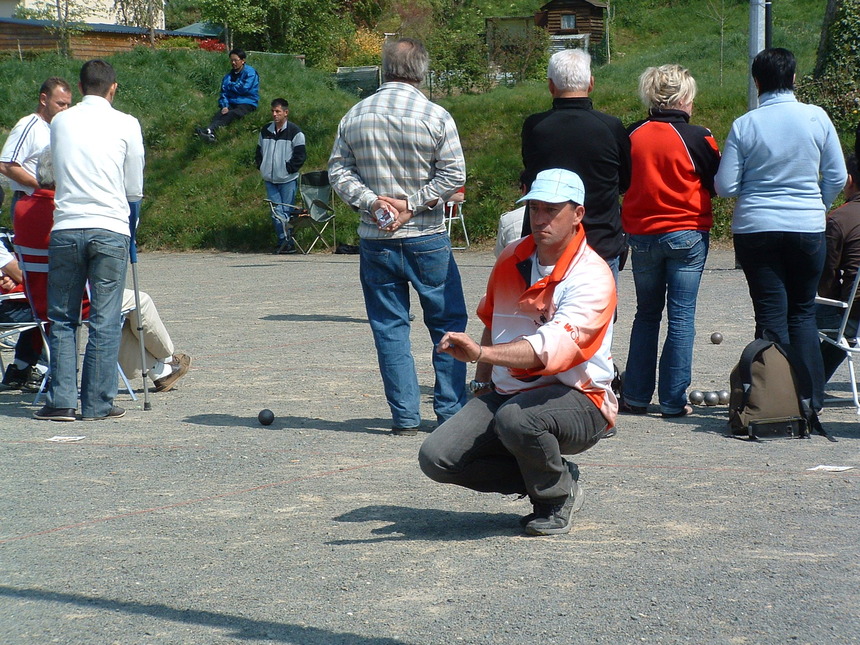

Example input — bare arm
[0,259,23,286]
[0,162,38,191]
[436,329,543,371]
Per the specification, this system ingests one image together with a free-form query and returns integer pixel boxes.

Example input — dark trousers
[208,103,256,131]
[0,300,40,365]
[419,384,606,505]
[734,231,826,411]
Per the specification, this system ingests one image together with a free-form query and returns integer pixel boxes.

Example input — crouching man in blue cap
[419,168,618,536]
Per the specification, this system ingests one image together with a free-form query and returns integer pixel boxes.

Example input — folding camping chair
[444,199,470,250]
[0,291,44,374]
[293,171,336,254]
[14,239,137,405]
[815,268,860,414]
[0,230,50,395]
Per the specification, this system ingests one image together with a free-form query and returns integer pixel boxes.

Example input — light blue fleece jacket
[715,90,847,234]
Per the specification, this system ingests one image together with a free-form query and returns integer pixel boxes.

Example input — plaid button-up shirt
[328,82,466,239]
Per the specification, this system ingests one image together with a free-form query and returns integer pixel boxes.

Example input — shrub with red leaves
[198,39,226,52]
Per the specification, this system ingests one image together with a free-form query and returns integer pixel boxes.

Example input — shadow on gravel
[182,413,404,435]
[0,394,38,419]
[0,585,412,645]
[262,313,367,324]
[328,505,521,543]
[685,407,860,440]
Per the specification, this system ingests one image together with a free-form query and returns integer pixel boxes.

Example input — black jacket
[521,97,632,261]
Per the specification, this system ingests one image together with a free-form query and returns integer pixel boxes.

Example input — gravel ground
[0,246,858,644]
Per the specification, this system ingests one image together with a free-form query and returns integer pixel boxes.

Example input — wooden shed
[534,0,607,51]
[0,17,207,59]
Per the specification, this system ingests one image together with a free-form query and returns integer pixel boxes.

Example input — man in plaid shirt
[329,38,468,436]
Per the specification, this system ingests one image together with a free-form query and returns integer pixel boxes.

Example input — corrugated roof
[0,16,204,37]
[173,22,222,37]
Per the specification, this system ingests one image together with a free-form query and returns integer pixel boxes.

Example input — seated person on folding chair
[256,97,306,254]
[0,243,44,391]
[818,153,860,382]
[15,149,192,394]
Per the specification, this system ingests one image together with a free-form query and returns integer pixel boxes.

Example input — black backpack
[728,338,835,441]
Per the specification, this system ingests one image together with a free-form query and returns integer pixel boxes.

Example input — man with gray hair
[521,48,631,277]
[328,38,469,436]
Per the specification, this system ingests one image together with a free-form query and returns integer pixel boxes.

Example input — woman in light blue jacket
[715,47,847,414]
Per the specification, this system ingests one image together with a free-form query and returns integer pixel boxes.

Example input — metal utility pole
[748,0,766,110]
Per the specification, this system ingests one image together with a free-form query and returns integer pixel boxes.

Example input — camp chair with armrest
[294,171,336,254]
[14,240,137,405]
[816,267,860,414]
[443,198,470,250]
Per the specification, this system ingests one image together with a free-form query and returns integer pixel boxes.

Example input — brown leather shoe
[152,353,191,392]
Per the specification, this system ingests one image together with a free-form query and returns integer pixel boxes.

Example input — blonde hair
[638,64,697,111]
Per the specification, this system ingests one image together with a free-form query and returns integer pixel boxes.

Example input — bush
[797,0,860,130]
[198,38,226,53]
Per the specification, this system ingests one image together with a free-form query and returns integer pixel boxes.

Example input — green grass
[0,0,848,250]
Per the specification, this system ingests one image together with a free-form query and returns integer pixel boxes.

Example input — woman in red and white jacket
[620,64,721,418]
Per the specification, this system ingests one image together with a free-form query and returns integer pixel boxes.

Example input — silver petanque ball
[689,390,705,405]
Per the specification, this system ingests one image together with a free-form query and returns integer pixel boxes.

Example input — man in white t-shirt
[0,77,72,217]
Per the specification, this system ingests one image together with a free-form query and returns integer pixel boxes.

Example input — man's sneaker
[34,406,76,422]
[152,353,191,392]
[83,406,125,421]
[2,364,31,390]
[520,460,580,526]
[195,127,216,143]
[22,367,45,393]
[276,241,298,255]
[524,463,585,536]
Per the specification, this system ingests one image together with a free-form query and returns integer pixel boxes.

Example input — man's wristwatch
[469,380,494,394]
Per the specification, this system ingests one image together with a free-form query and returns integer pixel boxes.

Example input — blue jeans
[359,233,468,428]
[419,385,606,504]
[46,229,129,417]
[264,180,298,243]
[605,254,620,284]
[624,230,709,414]
[734,231,826,411]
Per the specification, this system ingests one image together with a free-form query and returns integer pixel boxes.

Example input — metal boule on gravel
[710,332,723,344]
[258,409,275,426]
[689,390,705,405]
[717,390,730,405]
[703,391,719,406]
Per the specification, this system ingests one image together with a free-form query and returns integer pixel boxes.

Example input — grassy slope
[0,0,841,249]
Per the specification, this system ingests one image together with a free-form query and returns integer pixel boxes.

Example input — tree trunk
[814,0,840,78]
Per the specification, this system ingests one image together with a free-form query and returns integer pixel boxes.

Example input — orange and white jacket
[477,226,618,427]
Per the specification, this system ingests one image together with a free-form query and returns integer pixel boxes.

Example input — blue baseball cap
[517,168,586,205]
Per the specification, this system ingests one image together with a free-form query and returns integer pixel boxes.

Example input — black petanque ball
[258,409,275,426]
[710,332,723,345]
[689,390,705,405]
[703,391,720,406]
[717,390,730,405]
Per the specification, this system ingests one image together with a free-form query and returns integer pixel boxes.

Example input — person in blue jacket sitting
[196,48,259,142]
